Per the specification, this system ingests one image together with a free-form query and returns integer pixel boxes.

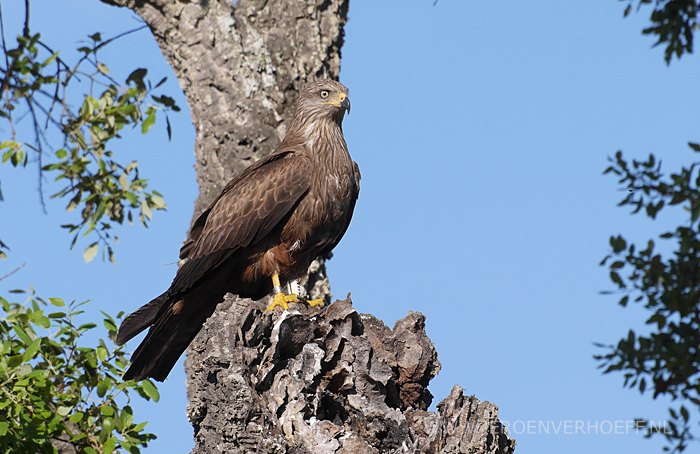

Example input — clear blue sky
[2,1,699,453]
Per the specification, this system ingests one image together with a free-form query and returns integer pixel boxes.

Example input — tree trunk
[186,295,516,453]
[103,0,516,452]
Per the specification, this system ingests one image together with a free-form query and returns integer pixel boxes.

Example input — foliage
[0,3,172,451]
[599,147,700,452]
[621,0,700,64]
[0,6,179,262]
[0,290,159,453]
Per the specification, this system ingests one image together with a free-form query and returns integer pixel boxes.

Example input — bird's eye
[320,90,330,99]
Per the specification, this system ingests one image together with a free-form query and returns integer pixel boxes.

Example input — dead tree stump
[185,295,516,453]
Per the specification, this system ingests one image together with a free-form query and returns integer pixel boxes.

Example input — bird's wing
[117,150,312,357]
[117,150,311,349]
[179,150,298,260]
[168,150,313,296]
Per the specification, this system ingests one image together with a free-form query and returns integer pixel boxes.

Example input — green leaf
[10,149,25,167]
[17,363,32,377]
[0,422,8,436]
[618,295,629,307]
[610,261,625,269]
[610,270,624,287]
[57,406,72,416]
[132,421,148,432]
[84,242,99,263]
[141,199,152,221]
[141,111,156,134]
[120,405,134,429]
[125,192,139,206]
[49,297,66,307]
[103,318,117,333]
[97,378,111,397]
[33,315,50,329]
[646,313,666,329]
[609,235,627,253]
[141,379,160,402]
[119,173,129,189]
[127,68,148,85]
[69,411,84,424]
[78,322,97,331]
[149,195,166,210]
[93,199,107,223]
[103,437,117,454]
[102,415,114,433]
[22,338,41,362]
[13,325,33,345]
[125,161,138,173]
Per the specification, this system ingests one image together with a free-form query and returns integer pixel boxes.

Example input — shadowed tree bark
[102,0,516,451]
[185,295,516,453]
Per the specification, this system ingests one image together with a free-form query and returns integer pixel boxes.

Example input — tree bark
[103,0,516,452]
[185,295,516,453]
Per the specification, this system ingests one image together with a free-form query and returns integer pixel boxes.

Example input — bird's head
[295,80,351,125]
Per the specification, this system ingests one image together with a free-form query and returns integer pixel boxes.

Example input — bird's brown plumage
[117,80,359,382]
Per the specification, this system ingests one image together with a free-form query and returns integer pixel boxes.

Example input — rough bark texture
[185,295,516,453]
[103,0,516,452]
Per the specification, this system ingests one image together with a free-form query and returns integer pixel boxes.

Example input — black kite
[117,80,359,382]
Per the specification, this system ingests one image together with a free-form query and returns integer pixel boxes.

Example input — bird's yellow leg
[265,273,300,311]
[264,273,326,311]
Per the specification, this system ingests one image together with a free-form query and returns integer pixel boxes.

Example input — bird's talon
[265,292,300,312]
[265,293,325,311]
[304,297,325,308]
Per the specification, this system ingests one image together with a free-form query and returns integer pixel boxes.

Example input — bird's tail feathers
[122,290,217,382]
[116,293,167,346]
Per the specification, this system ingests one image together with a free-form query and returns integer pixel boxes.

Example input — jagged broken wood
[185,295,516,453]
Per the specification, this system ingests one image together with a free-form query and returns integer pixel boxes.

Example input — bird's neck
[283,113,348,163]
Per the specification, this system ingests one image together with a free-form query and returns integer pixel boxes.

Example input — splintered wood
[185,296,516,454]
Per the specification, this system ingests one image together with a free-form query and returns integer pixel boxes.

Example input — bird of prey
[116,80,359,382]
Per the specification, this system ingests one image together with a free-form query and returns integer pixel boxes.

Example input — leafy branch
[598,145,700,452]
[621,0,700,64]
[0,290,159,454]
[0,4,179,262]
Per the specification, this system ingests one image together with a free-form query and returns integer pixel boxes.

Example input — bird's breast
[326,172,356,217]
[283,167,356,253]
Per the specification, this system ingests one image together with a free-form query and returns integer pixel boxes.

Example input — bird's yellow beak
[325,92,351,113]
